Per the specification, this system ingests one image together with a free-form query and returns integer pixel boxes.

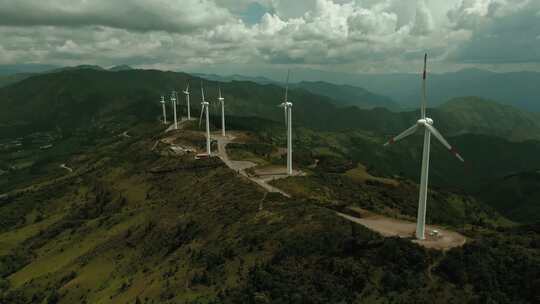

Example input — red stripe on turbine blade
[389,138,395,144]
[423,53,427,79]
[450,147,465,162]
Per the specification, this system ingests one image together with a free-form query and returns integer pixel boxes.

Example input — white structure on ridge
[278,70,293,176]
[199,82,211,155]
[384,54,465,240]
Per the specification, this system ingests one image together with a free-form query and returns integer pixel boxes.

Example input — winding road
[215,134,291,197]
[160,125,466,251]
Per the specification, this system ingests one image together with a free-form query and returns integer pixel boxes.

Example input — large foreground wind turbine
[278,70,293,175]
[183,83,191,120]
[171,91,178,130]
[218,87,226,137]
[160,95,167,124]
[199,82,211,155]
[384,54,464,240]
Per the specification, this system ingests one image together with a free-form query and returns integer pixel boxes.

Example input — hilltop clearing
[0,121,538,303]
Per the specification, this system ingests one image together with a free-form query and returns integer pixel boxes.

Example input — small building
[195,153,211,160]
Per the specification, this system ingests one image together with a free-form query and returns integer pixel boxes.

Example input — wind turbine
[160,95,167,124]
[171,91,178,130]
[199,82,211,155]
[183,83,191,120]
[218,87,226,137]
[383,54,465,240]
[278,70,293,175]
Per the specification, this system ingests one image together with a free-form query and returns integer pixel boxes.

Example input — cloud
[0,0,537,72]
[0,0,232,33]
[412,0,434,35]
[447,0,540,63]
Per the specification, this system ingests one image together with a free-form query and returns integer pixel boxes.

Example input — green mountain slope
[439,97,540,141]
[476,170,540,223]
[0,74,35,88]
[0,121,538,303]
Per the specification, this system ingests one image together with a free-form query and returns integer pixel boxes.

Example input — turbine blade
[421,53,427,119]
[425,124,465,162]
[384,124,419,146]
[284,107,287,126]
[199,106,204,126]
[201,81,205,101]
[284,69,290,101]
[186,83,190,92]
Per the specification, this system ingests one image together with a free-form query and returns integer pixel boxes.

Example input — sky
[0,0,539,75]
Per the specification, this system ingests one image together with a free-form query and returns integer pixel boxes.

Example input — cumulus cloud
[0,0,538,72]
[412,0,434,35]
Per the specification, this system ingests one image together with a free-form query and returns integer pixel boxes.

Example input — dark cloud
[0,0,231,33]
[448,1,540,64]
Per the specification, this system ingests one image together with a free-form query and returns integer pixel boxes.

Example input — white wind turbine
[199,82,211,155]
[183,83,191,120]
[160,95,167,124]
[218,87,226,137]
[278,70,293,176]
[384,54,465,240]
[170,91,178,130]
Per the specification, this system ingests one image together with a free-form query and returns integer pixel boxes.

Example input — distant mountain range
[197,67,540,112]
[0,64,60,76]
[3,65,540,112]
[291,81,400,111]
[196,73,400,110]
[0,64,136,88]
[1,68,540,143]
[354,68,540,112]
[193,73,276,85]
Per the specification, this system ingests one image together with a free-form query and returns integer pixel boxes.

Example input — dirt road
[215,134,291,197]
[338,209,466,251]
[60,164,73,173]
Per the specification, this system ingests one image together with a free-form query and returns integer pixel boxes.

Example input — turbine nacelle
[417,118,433,126]
[280,102,293,108]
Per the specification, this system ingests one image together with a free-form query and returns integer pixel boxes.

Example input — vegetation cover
[0,68,538,303]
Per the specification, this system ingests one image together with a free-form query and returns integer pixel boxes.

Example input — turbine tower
[183,83,191,120]
[160,95,167,124]
[199,82,211,155]
[218,87,226,137]
[171,91,178,130]
[384,54,465,240]
[278,70,293,175]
